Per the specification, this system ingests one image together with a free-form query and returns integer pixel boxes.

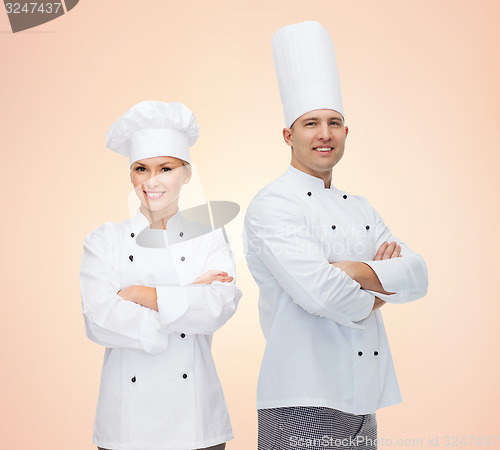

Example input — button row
[131,372,189,383]
[130,230,184,238]
[129,255,186,262]
[305,192,349,199]
[331,225,371,231]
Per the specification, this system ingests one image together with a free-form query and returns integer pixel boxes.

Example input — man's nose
[317,123,331,140]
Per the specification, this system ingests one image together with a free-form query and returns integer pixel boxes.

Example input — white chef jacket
[80,207,242,450]
[243,165,428,415]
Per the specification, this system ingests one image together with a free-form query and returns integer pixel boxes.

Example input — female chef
[80,101,242,450]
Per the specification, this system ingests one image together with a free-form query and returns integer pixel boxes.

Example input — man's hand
[374,241,401,260]
[330,241,402,312]
[193,270,233,285]
[330,241,400,286]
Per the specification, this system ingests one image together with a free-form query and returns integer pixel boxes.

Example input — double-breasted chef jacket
[80,207,242,450]
[243,164,428,415]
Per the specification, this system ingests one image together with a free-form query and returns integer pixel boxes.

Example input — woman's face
[130,156,191,214]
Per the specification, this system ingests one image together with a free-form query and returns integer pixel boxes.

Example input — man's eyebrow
[301,116,343,122]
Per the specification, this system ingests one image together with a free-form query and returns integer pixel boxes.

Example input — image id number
[5,3,62,14]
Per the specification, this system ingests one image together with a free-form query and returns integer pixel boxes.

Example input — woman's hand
[117,285,158,311]
[372,296,386,312]
[193,270,234,285]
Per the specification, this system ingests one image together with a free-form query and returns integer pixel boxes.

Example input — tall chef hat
[106,101,200,166]
[272,21,344,128]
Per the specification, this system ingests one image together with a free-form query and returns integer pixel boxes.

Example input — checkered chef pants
[258,406,377,450]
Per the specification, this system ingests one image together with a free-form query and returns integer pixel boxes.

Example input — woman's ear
[183,166,192,185]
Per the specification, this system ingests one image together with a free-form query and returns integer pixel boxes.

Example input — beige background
[1,0,499,448]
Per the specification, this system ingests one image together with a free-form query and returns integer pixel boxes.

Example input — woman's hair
[181,160,192,174]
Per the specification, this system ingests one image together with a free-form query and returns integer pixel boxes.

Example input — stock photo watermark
[3,0,79,32]
[288,434,499,448]
[244,223,375,259]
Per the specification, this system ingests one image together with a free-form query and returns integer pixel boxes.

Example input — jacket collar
[131,206,214,247]
[286,164,334,191]
[131,207,150,232]
[130,207,183,233]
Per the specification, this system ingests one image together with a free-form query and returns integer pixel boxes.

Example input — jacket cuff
[340,291,375,329]
[155,285,189,326]
[139,308,170,354]
[362,258,408,293]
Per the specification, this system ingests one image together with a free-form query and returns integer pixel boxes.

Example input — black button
[131,376,136,383]
[374,351,379,356]
[331,225,336,230]
[181,256,185,261]
[179,232,184,237]
[131,232,135,238]
[129,255,133,262]
[307,191,312,196]
[182,373,188,379]
[366,225,370,230]
[180,333,186,338]
[358,351,363,356]
[343,194,347,199]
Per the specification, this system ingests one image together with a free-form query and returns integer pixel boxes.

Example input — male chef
[243,21,429,449]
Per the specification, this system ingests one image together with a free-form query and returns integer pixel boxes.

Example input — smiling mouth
[144,191,166,199]
[313,147,334,152]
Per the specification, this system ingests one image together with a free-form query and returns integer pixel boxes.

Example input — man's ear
[344,125,349,138]
[283,127,293,147]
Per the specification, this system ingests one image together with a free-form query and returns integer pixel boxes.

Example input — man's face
[283,109,348,178]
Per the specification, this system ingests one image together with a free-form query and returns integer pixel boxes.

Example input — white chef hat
[272,21,344,128]
[106,101,200,166]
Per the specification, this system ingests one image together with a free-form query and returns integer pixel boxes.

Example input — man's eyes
[304,121,341,126]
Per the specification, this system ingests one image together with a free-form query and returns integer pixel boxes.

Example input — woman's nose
[144,173,160,187]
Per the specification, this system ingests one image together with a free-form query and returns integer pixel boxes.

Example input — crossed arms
[331,240,402,312]
[244,194,428,327]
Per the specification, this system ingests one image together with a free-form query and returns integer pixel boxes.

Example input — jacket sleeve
[155,228,242,335]
[360,198,429,304]
[244,193,375,328]
[80,224,171,354]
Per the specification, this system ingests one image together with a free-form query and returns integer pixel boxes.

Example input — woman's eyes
[134,167,172,172]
